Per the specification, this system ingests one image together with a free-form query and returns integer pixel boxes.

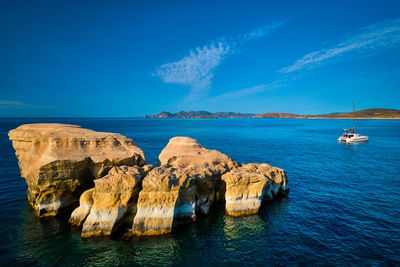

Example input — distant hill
[253,108,400,119]
[143,111,255,118]
[308,108,400,119]
[253,112,305,118]
[143,108,400,119]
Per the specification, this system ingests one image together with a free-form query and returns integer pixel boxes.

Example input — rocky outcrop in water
[132,137,238,235]
[222,163,288,216]
[8,123,145,217]
[9,124,289,237]
[131,165,197,236]
[131,137,289,236]
[69,165,153,237]
[159,137,237,213]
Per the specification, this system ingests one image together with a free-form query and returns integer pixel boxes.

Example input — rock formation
[222,163,288,216]
[9,124,289,238]
[131,165,197,236]
[132,137,237,235]
[69,165,153,237]
[131,137,289,235]
[133,137,237,235]
[158,137,236,169]
[158,137,237,213]
[8,123,145,216]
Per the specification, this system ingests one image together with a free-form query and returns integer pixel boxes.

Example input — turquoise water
[1,118,400,266]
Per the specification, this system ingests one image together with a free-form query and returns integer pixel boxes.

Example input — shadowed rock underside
[9,123,145,217]
[9,125,289,237]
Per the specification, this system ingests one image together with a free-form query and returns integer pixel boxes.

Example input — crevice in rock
[9,124,289,239]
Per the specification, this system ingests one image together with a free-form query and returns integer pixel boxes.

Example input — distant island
[144,108,400,119]
[253,112,305,118]
[306,108,400,119]
[143,111,256,118]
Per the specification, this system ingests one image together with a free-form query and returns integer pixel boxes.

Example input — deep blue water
[0,118,399,266]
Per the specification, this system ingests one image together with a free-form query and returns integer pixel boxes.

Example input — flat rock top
[94,165,153,190]
[9,123,127,140]
[141,165,196,191]
[158,137,237,172]
[223,163,287,185]
[9,123,145,178]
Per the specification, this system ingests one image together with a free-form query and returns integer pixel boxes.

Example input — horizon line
[1,107,398,119]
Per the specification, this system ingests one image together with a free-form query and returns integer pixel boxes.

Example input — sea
[0,118,399,266]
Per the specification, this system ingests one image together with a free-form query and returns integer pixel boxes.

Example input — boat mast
[353,100,355,132]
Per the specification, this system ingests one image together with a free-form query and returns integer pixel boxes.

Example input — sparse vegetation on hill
[144,108,400,119]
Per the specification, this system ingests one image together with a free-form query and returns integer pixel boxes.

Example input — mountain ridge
[143,108,400,119]
[143,111,256,118]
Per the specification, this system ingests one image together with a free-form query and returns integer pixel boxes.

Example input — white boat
[337,101,368,143]
[337,130,368,143]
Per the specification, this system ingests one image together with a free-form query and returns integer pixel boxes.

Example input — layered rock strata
[69,165,153,237]
[8,123,145,216]
[158,137,237,213]
[9,124,289,238]
[222,163,288,216]
[131,165,197,236]
[132,137,239,235]
[131,137,289,235]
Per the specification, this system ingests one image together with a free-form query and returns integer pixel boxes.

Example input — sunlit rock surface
[8,123,145,216]
[9,125,289,237]
[70,165,153,237]
[158,136,237,170]
[132,137,239,236]
[159,136,237,213]
[222,163,288,216]
[131,165,197,236]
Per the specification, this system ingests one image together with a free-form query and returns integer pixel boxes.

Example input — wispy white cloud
[280,19,400,73]
[0,100,53,108]
[154,22,284,93]
[155,42,230,92]
[240,22,285,42]
[212,82,283,100]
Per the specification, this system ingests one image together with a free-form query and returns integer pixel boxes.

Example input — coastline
[145,108,400,120]
[144,117,400,120]
[301,117,400,120]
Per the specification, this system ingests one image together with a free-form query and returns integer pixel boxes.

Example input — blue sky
[1,0,400,117]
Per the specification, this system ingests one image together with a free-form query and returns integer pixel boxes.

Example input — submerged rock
[222,163,288,216]
[70,165,153,237]
[8,123,145,217]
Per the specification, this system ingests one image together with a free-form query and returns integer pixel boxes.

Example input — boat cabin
[342,133,354,138]
[341,128,355,138]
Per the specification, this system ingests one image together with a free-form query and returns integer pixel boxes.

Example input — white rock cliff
[9,124,289,237]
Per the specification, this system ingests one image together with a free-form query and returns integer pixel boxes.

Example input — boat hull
[337,135,368,143]
[346,136,368,143]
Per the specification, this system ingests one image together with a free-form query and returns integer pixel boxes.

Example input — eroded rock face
[132,137,238,235]
[222,163,288,216]
[9,123,145,216]
[9,126,290,238]
[131,165,197,236]
[159,136,237,213]
[70,165,153,237]
[158,137,236,171]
